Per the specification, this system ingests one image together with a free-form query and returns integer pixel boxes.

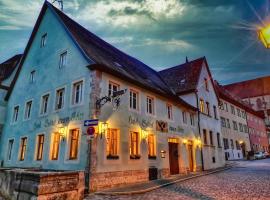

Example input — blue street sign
[84,119,99,127]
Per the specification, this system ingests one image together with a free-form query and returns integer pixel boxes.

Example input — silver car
[254,152,265,159]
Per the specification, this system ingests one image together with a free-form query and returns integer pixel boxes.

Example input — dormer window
[30,70,35,83]
[41,33,47,47]
[59,51,67,69]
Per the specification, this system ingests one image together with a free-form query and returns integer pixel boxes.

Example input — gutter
[195,90,204,171]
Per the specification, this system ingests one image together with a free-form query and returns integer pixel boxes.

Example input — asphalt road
[88,159,270,200]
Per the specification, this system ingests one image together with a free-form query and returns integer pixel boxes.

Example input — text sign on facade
[84,119,99,127]
[156,120,168,133]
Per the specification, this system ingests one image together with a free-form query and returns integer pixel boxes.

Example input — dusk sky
[0,0,270,84]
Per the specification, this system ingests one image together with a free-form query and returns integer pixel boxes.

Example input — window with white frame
[190,113,195,126]
[167,104,173,120]
[24,101,32,120]
[12,106,19,123]
[41,33,47,47]
[108,81,120,97]
[146,96,154,114]
[213,105,218,119]
[40,94,49,115]
[30,70,35,83]
[182,111,187,124]
[59,51,67,69]
[130,90,138,110]
[72,81,83,105]
[55,88,65,110]
[7,139,14,160]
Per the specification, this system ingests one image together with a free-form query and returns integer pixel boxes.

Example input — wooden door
[188,143,194,172]
[169,142,179,175]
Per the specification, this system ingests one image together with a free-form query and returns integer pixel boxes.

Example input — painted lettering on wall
[169,126,185,133]
[129,115,154,129]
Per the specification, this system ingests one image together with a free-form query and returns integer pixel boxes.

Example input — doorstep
[94,164,236,196]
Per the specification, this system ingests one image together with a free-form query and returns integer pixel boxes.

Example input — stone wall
[0,168,85,200]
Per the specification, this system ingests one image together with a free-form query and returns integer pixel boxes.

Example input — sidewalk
[94,163,237,196]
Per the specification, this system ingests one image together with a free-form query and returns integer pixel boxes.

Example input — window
[69,129,79,160]
[190,114,195,126]
[231,105,235,115]
[223,138,229,150]
[7,139,14,160]
[233,121,238,130]
[230,139,234,149]
[219,101,224,110]
[148,134,156,158]
[241,111,246,119]
[40,94,49,115]
[236,141,241,150]
[72,81,83,105]
[167,104,173,120]
[130,90,138,110]
[12,106,19,123]
[24,101,32,120]
[209,131,213,146]
[206,102,210,116]
[59,51,67,69]
[130,132,139,158]
[203,129,207,144]
[146,96,154,115]
[204,78,209,91]
[19,137,27,161]
[226,119,230,129]
[221,117,226,127]
[36,134,44,160]
[237,108,241,117]
[106,129,118,157]
[41,33,47,47]
[55,88,65,110]
[30,70,35,83]
[224,103,228,112]
[51,133,60,160]
[108,82,119,97]
[199,99,205,113]
[239,123,243,132]
[213,105,217,119]
[217,133,221,147]
[182,111,187,124]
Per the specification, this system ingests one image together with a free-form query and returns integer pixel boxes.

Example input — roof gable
[0,54,22,83]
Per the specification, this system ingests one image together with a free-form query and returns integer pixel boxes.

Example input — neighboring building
[215,82,251,161]
[159,57,225,170]
[0,54,22,150]
[0,1,203,191]
[224,77,270,151]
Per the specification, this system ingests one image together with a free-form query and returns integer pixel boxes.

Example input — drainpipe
[85,138,92,194]
[195,91,204,171]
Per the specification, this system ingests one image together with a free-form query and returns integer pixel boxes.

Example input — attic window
[41,33,47,47]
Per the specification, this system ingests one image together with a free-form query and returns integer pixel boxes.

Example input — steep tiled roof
[224,76,270,98]
[0,54,22,82]
[159,57,206,95]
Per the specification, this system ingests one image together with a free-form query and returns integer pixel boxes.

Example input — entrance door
[241,143,246,157]
[188,142,194,172]
[168,142,179,175]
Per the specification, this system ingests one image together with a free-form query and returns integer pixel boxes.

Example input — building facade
[159,58,225,170]
[0,1,204,191]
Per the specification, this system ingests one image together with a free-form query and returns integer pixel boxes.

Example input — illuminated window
[148,134,156,158]
[19,137,27,161]
[36,134,44,160]
[209,131,213,146]
[41,33,47,47]
[108,81,119,97]
[130,90,138,110]
[199,99,204,113]
[182,111,187,124]
[130,132,139,158]
[106,129,118,157]
[51,133,60,160]
[40,94,49,115]
[59,51,67,69]
[146,96,154,114]
[12,106,19,123]
[24,100,32,120]
[69,129,79,160]
[203,129,207,144]
[55,88,65,110]
[204,78,209,91]
[7,139,14,161]
[167,104,173,120]
[72,81,83,105]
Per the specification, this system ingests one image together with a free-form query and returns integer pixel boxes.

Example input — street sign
[87,127,95,136]
[84,119,99,127]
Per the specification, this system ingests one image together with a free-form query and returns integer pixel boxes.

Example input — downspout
[195,90,204,171]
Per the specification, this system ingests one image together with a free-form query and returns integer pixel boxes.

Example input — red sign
[87,127,95,136]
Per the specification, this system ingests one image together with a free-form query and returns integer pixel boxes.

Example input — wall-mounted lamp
[160,150,166,158]
[141,129,148,140]
[239,140,244,145]
[99,122,108,137]
[182,139,188,144]
[196,138,202,148]
[58,126,67,141]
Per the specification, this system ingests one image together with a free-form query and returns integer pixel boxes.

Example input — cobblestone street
[88,159,270,200]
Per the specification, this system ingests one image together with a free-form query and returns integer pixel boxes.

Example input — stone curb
[94,165,236,196]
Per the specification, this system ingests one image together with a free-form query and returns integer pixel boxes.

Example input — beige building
[216,83,251,160]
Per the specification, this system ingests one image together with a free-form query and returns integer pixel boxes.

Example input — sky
[0,0,270,84]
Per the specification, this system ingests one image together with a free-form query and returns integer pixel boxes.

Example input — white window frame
[7,138,15,161]
[54,86,66,111]
[129,89,139,111]
[146,95,155,115]
[71,79,84,106]
[59,51,67,69]
[30,70,36,83]
[182,111,187,124]
[108,81,120,97]
[41,33,47,47]
[12,105,20,124]
[24,100,33,121]
[40,92,50,116]
[167,103,173,120]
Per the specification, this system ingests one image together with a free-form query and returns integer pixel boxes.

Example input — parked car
[254,152,266,159]
[263,151,270,158]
